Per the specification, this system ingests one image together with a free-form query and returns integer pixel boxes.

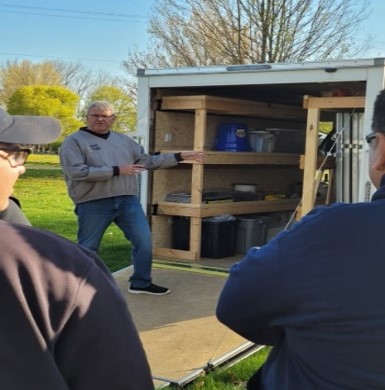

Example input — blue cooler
[214,123,251,151]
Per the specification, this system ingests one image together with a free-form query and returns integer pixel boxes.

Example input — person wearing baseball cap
[0,108,154,388]
[0,107,61,225]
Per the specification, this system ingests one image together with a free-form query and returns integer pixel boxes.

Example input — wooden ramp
[113,264,251,388]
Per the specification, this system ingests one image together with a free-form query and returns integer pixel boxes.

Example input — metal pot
[233,183,258,192]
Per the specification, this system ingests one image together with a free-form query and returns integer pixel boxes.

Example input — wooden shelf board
[161,95,306,120]
[161,151,301,165]
[199,199,299,217]
[153,247,198,261]
[157,199,299,218]
[303,95,365,109]
[157,202,202,217]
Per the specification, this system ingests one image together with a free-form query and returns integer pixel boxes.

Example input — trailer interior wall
[136,59,385,260]
[137,58,385,208]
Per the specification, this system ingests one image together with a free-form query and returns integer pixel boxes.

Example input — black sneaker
[128,283,171,296]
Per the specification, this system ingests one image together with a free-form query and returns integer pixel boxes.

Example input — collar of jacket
[371,174,385,201]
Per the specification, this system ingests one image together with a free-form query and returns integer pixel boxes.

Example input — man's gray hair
[87,101,115,115]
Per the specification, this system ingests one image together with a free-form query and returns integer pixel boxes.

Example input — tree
[84,85,137,133]
[51,61,129,102]
[51,61,95,99]
[0,59,130,109]
[0,60,62,106]
[122,0,371,74]
[7,85,83,140]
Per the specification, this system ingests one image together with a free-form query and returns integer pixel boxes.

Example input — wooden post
[189,109,206,258]
[300,95,365,218]
[300,106,320,217]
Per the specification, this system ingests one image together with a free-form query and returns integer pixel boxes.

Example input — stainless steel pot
[233,183,258,192]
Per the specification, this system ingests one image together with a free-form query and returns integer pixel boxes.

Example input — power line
[0,51,124,64]
[0,9,143,23]
[0,3,147,18]
[0,3,147,22]
[0,3,149,70]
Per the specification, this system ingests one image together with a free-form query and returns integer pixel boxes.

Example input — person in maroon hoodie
[0,107,154,389]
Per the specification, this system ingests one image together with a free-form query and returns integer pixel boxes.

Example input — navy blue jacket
[217,181,385,389]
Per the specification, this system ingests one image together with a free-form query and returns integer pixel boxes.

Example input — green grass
[15,153,269,388]
[16,154,130,272]
[26,153,62,167]
[163,347,270,389]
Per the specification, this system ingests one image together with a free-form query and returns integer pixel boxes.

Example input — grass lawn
[14,153,269,388]
[16,154,130,272]
[161,346,269,389]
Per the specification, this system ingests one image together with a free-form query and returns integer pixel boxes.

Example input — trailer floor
[113,259,249,388]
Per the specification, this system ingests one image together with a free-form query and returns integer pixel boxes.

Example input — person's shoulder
[60,130,90,150]
[0,221,97,271]
[0,222,116,312]
[1,198,32,226]
[9,196,21,208]
[0,220,68,247]
[284,201,370,239]
[60,129,82,144]
[305,200,375,221]
[304,202,346,218]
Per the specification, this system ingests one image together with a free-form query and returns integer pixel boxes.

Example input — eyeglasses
[87,114,115,119]
[365,132,377,146]
[0,147,31,167]
[365,132,385,149]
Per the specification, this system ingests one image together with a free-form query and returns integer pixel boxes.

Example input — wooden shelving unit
[152,95,307,261]
[150,94,365,260]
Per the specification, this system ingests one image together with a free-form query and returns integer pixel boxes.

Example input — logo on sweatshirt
[90,144,101,151]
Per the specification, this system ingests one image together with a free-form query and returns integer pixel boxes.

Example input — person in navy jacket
[217,89,385,390]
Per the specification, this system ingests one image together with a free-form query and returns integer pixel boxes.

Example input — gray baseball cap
[0,108,61,144]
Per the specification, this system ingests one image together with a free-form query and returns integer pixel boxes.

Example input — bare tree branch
[122,0,372,74]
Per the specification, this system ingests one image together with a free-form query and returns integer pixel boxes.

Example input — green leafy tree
[7,85,83,140]
[0,60,62,107]
[84,85,136,133]
[0,59,128,109]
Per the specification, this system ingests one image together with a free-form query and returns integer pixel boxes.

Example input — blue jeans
[75,196,152,288]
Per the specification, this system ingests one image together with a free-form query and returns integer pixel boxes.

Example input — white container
[249,131,276,152]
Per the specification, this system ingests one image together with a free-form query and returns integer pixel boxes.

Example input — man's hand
[119,164,146,175]
[180,151,205,162]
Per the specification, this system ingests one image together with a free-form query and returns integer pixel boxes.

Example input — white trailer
[136,58,385,261]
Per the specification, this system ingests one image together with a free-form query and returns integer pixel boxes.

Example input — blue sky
[0,0,384,79]
[0,0,154,78]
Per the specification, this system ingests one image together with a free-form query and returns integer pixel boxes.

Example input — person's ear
[371,133,385,172]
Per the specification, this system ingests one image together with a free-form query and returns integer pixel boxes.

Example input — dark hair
[372,89,385,133]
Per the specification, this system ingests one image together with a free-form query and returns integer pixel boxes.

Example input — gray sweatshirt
[59,128,179,204]
[0,198,31,226]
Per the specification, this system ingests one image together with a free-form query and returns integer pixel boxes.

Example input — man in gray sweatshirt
[60,100,204,296]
